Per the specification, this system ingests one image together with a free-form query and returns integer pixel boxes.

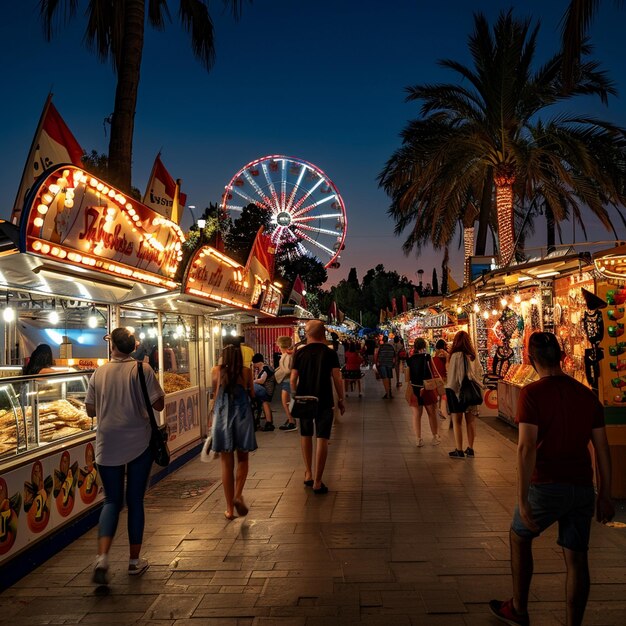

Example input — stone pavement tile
[411,615,467,625]
[252,619,306,625]
[91,593,159,612]
[446,574,515,603]
[255,577,335,607]
[195,593,258,609]
[388,562,438,584]
[176,538,221,552]
[272,565,343,579]
[171,556,242,571]
[9,595,99,623]
[143,593,203,620]
[78,611,147,624]
[172,620,242,626]
[418,588,467,614]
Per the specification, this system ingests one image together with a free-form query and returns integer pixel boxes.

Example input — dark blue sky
[1,1,625,287]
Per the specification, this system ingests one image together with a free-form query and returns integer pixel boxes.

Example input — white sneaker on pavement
[416,438,424,447]
[432,434,442,446]
[128,557,149,576]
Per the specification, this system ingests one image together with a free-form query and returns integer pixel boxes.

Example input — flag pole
[11,92,53,222]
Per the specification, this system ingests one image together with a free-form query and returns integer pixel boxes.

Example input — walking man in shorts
[375,335,396,399]
[490,332,614,626]
[290,320,345,494]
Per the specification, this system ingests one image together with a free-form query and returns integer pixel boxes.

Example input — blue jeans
[97,446,153,545]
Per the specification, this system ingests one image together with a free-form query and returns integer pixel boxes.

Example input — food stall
[0,164,203,577]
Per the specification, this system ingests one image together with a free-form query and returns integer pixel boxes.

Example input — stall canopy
[9,164,185,304]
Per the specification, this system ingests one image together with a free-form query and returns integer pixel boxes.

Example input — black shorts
[299,406,334,439]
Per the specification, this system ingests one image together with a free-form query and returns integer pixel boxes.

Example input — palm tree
[40,0,247,192]
[560,1,625,90]
[380,10,625,266]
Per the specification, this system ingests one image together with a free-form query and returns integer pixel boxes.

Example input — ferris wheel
[221,155,347,268]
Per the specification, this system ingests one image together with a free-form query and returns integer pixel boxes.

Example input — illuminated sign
[184,245,252,309]
[259,284,282,316]
[22,165,185,288]
[595,247,626,280]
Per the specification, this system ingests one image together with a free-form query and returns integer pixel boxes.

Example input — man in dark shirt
[290,320,345,494]
[490,332,614,626]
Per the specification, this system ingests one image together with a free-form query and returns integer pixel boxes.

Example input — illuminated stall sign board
[185,245,252,309]
[22,165,185,288]
[259,284,282,317]
[595,252,626,280]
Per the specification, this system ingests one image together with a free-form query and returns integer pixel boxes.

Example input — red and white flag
[11,95,84,225]
[288,275,307,309]
[245,227,275,284]
[143,154,187,222]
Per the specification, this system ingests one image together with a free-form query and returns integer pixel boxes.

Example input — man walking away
[375,335,396,399]
[290,320,345,494]
[490,331,614,626]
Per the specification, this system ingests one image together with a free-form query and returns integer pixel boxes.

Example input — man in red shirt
[490,332,614,626]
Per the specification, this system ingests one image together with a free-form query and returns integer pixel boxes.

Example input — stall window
[162,314,198,393]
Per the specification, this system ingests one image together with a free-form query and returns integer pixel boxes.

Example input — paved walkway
[2,370,625,625]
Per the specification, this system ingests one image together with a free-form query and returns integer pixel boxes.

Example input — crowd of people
[75,323,615,626]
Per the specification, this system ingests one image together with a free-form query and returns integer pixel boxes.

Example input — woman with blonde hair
[405,338,440,447]
[275,336,297,431]
[446,331,483,458]
[211,344,257,519]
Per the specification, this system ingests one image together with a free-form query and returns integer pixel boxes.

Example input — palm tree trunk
[463,226,474,285]
[494,171,516,265]
[108,0,145,193]
[546,201,556,254]
[475,166,493,256]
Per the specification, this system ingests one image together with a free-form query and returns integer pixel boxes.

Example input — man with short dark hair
[490,331,614,626]
[290,320,345,494]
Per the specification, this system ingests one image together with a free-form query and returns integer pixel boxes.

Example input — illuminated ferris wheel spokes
[222,155,347,268]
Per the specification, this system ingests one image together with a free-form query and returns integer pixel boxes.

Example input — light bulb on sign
[473,303,480,313]
[49,310,60,325]
[3,307,15,323]
[514,294,522,304]
[500,297,508,307]
[230,329,237,337]
[530,297,538,305]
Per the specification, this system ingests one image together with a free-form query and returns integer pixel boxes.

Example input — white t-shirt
[86,358,164,466]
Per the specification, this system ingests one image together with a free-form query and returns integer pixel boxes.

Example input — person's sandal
[313,483,329,494]
[224,511,236,521]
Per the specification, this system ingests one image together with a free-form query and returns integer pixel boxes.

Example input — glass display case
[0,370,94,459]
[497,364,539,427]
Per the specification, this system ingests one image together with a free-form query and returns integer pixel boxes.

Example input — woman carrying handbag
[85,328,165,585]
[405,338,441,447]
[445,331,484,459]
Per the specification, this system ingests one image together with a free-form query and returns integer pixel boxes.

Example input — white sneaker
[432,434,442,446]
[128,557,149,576]
[416,438,424,447]
[92,555,109,585]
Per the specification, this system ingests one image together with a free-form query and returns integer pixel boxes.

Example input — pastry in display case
[162,372,192,394]
[0,371,94,459]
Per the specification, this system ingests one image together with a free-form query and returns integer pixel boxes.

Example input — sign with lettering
[184,245,252,309]
[21,165,185,289]
[259,283,282,317]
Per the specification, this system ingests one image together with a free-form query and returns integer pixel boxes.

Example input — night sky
[1,1,625,288]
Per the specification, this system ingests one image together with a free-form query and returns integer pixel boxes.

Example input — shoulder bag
[423,357,445,397]
[291,350,323,421]
[458,355,483,408]
[138,362,170,467]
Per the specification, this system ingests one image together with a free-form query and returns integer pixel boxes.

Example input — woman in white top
[445,331,483,459]
[275,336,296,431]
[85,328,165,585]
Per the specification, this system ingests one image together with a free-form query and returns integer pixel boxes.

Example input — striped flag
[11,95,84,225]
[288,275,307,309]
[245,227,275,284]
[143,154,187,222]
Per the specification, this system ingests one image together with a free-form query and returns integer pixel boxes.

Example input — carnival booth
[592,244,626,497]
[0,165,259,575]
